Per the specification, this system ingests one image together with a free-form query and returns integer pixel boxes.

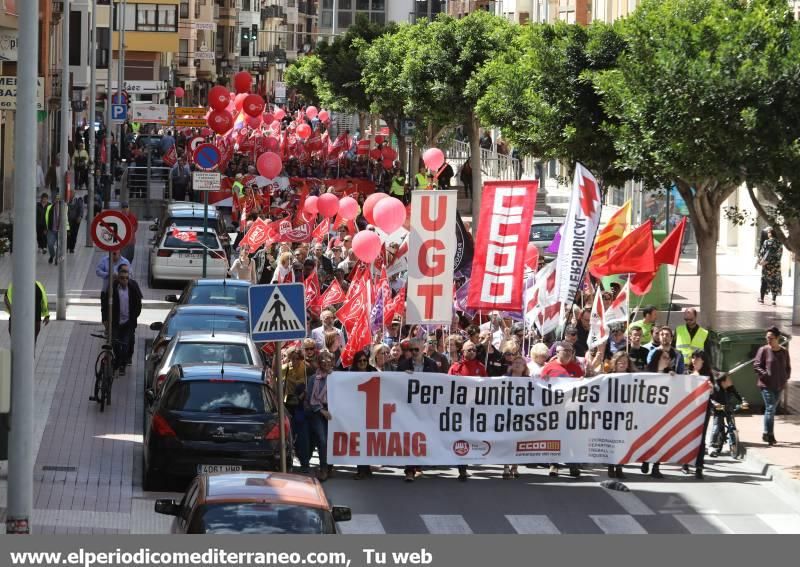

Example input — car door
[174,479,201,534]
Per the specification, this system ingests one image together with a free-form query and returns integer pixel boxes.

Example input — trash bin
[707,329,787,409]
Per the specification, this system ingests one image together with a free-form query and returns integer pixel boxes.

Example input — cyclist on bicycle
[709,374,747,457]
[110,265,142,376]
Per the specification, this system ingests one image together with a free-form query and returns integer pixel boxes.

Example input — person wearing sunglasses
[348,350,379,480]
[397,338,438,373]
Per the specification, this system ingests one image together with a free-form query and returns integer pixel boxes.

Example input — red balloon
[234,93,247,112]
[304,195,319,216]
[381,146,397,160]
[369,148,382,161]
[525,242,540,270]
[352,231,382,263]
[363,193,388,225]
[207,110,234,135]
[201,127,212,137]
[234,71,252,94]
[296,123,312,140]
[373,197,406,234]
[174,87,185,99]
[264,136,280,152]
[305,106,319,119]
[423,147,446,171]
[382,158,395,169]
[339,196,360,220]
[317,193,340,218]
[273,107,286,121]
[257,152,283,178]
[243,94,265,117]
[246,114,261,129]
[263,112,274,125]
[208,85,230,111]
[374,135,384,144]
[318,110,330,123]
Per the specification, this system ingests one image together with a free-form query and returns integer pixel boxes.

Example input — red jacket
[448,358,487,377]
[540,360,584,379]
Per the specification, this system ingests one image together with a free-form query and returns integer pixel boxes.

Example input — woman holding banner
[502,355,530,479]
[607,351,636,479]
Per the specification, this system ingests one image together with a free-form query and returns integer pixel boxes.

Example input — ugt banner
[327,372,711,465]
[467,180,538,312]
[406,190,458,324]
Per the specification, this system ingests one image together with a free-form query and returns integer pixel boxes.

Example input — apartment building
[177,0,217,104]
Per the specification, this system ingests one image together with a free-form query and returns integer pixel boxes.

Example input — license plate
[180,252,202,259]
[197,464,242,474]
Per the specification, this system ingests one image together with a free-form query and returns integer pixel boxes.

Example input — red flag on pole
[589,220,656,278]
[383,287,407,325]
[630,217,687,295]
[339,309,372,368]
[319,279,347,308]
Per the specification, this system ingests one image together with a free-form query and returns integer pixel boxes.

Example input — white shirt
[311,325,344,350]
[118,285,130,325]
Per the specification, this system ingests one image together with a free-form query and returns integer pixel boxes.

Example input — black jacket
[397,356,439,373]
[111,279,143,328]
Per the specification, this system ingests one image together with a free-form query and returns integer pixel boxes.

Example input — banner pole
[665,262,680,326]
[626,274,631,355]
[273,340,287,473]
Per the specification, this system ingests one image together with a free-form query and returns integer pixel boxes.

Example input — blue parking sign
[111,104,127,122]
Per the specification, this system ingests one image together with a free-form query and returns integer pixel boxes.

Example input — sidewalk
[670,251,800,496]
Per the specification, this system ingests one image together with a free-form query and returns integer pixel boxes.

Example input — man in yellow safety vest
[4,281,50,343]
[675,307,709,365]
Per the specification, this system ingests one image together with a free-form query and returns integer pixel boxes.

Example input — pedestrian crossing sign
[248,283,307,342]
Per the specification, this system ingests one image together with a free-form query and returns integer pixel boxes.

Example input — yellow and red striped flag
[588,200,632,271]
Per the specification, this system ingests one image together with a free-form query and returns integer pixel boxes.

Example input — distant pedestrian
[45,194,64,265]
[459,160,473,199]
[119,202,138,262]
[66,192,84,253]
[170,156,192,202]
[4,281,50,344]
[96,250,131,324]
[757,228,782,306]
[36,193,49,254]
[109,265,142,376]
[753,326,791,446]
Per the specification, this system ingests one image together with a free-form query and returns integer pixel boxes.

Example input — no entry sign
[194,143,221,171]
[90,210,133,252]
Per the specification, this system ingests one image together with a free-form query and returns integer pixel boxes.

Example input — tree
[475,21,629,188]
[592,0,800,322]
[283,54,332,106]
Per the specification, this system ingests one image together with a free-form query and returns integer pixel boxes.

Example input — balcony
[261,5,286,21]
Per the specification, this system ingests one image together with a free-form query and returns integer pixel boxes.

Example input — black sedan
[143,364,289,491]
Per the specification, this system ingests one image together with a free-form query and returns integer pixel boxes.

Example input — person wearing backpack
[67,192,84,254]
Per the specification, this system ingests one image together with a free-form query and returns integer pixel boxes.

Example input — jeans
[710,411,734,448]
[295,411,328,468]
[67,220,80,252]
[112,321,136,370]
[47,230,58,261]
[761,388,780,435]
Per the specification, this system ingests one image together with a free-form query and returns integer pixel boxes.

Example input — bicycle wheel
[104,362,114,407]
[729,430,744,459]
[93,352,105,403]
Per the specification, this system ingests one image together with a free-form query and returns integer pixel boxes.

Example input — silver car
[146,331,265,395]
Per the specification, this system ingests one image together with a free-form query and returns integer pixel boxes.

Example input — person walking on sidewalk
[66,192,84,254]
[36,193,49,254]
[119,202,138,262]
[109,265,142,376]
[753,326,791,446]
[757,229,783,306]
[96,250,132,324]
[4,281,50,344]
[45,193,65,265]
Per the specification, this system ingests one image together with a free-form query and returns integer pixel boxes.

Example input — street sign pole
[202,190,208,277]
[57,0,71,321]
[86,0,97,248]
[7,0,38,535]
[272,340,287,473]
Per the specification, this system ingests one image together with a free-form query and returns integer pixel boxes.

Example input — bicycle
[709,400,749,460]
[90,332,116,412]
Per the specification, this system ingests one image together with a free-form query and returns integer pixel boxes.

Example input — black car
[146,305,249,389]
[143,364,289,491]
[165,279,251,308]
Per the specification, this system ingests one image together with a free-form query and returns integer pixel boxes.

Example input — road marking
[338,514,386,534]
[673,514,733,534]
[604,490,655,515]
[756,514,800,534]
[421,514,473,534]
[589,514,647,534]
[505,515,561,534]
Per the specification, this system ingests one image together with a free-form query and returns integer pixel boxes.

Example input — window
[321,10,332,27]
[180,1,189,18]
[179,39,189,66]
[339,0,352,8]
[195,0,201,18]
[163,381,268,413]
[68,11,82,66]
[96,28,110,69]
[357,0,369,9]
[370,11,384,24]
[337,10,352,28]
[114,3,178,32]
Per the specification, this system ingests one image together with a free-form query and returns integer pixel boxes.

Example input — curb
[743,445,800,500]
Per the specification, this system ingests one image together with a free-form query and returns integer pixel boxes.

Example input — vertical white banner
[406,190,458,325]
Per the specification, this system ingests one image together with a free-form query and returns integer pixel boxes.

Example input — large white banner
[555,163,602,304]
[406,190,457,325]
[327,372,711,465]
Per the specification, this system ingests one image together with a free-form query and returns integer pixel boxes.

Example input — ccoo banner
[467,180,538,312]
[406,190,458,325]
[327,372,711,465]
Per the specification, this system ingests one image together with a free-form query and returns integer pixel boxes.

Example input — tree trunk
[467,112,482,237]
[695,221,719,325]
[358,112,368,135]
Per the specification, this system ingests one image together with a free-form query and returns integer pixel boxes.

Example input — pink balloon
[296,123,312,140]
[339,196,360,220]
[363,193,388,225]
[318,110,330,123]
[270,120,282,132]
[373,197,406,234]
[263,112,274,125]
[304,196,319,216]
[305,106,318,119]
[273,107,286,121]
[256,152,282,179]
[525,242,539,270]
[264,136,280,152]
[423,147,445,171]
[317,193,340,218]
[351,231,382,264]
[246,115,262,129]
[174,87,185,99]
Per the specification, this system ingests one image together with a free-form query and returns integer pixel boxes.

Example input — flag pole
[626,274,631,355]
[665,262,680,326]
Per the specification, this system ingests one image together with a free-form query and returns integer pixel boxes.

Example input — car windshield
[530,223,561,242]
[163,381,269,413]
[186,285,249,306]
[166,313,248,335]
[172,343,252,366]
[192,503,334,534]
[163,231,220,250]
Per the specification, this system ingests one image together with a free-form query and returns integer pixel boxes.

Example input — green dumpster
[707,329,787,409]
[601,230,673,310]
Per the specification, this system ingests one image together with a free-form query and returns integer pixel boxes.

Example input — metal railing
[441,139,523,182]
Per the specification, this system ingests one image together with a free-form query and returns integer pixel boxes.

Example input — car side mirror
[154,499,180,516]
[150,322,163,331]
[332,506,351,522]
[145,389,156,405]
[164,294,179,303]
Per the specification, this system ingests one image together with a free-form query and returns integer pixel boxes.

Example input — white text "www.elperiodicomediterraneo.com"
[8,549,358,567]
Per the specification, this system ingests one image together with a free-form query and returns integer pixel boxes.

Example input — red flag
[319,279,347,308]
[312,218,330,242]
[239,217,271,251]
[339,309,372,368]
[589,220,656,278]
[630,217,687,295]
[305,270,321,317]
[170,226,198,242]
[336,266,370,333]
[383,287,407,325]
[333,214,357,236]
